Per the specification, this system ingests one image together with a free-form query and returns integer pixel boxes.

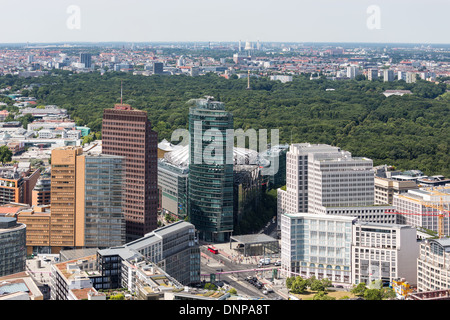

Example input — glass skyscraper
[188,97,234,242]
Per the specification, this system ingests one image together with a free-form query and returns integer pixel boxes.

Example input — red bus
[208,246,219,254]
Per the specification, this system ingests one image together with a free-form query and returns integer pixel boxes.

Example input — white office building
[280,212,356,285]
[352,222,419,286]
[278,143,396,225]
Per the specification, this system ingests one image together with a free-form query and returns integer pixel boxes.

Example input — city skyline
[0,0,449,45]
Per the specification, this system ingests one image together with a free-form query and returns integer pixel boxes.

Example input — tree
[290,276,308,294]
[364,289,382,300]
[0,145,12,164]
[310,278,326,292]
[380,287,397,300]
[350,282,367,296]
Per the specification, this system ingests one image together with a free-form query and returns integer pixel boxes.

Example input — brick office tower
[102,104,158,242]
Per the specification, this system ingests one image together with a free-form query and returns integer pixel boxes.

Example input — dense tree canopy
[0,71,448,176]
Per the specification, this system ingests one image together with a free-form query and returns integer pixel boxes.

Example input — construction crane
[418,197,447,239]
[390,195,449,239]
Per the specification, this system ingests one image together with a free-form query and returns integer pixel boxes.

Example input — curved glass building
[188,97,234,242]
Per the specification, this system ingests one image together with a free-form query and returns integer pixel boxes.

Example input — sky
[0,0,449,44]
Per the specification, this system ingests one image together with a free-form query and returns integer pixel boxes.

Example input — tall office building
[278,143,341,217]
[50,146,126,251]
[188,97,234,242]
[50,146,82,249]
[80,53,92,68]
[102,104,158,242]
[153,62,164,75]
[78,153,125,248]
[278,143,396,226]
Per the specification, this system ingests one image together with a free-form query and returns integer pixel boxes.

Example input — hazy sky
[0,0,448,44]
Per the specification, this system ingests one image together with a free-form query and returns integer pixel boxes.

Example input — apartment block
[351,222,419,286]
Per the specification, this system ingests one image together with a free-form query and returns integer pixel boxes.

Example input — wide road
[200,247,284,300]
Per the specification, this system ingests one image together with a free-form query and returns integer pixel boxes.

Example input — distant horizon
[1,40,449,47]
[0,1,448,45]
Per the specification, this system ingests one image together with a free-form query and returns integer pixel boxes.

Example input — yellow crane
[420,187,450,239]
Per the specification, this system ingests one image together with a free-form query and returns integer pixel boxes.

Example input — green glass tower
[188,97,234,243]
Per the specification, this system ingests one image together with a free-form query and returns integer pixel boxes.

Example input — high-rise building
[278,143,396,226]
[383,69,394,82]
[102,104,158,242]
[50,146,126,250]
[347,65,359,79]
[80,53,92,68]
[153,62,164,75]
[188,97,234,242]
[367,68,378,81]
[77,153,125,248]
[50,146,81,249]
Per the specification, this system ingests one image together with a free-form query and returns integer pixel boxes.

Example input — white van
[259,258,271,265]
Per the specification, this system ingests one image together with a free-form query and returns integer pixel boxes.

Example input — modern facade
[417,238,450,292]
[280,212,356,285]
[0,217,26,277]
[80,53,92,68]
[188,97,234,242]
[278,143,396,226]
[351,222,419,286]
[102,103,158,242]
[158,159,188,221]
[50,146,126,252]
[79,153,125,248]
[97,221,200,287]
